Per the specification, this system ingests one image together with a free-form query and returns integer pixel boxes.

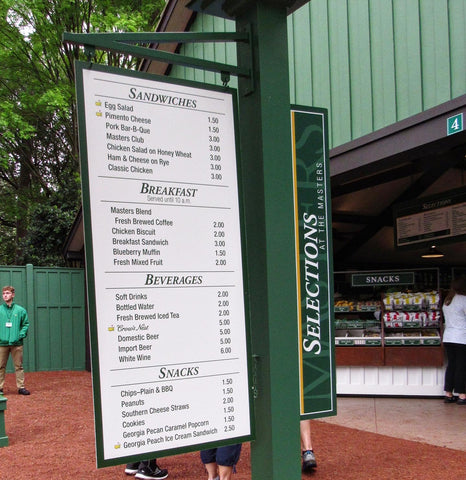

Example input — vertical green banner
[291,106,336,419]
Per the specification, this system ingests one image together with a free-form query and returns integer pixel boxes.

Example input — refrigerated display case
[334,269,444,367]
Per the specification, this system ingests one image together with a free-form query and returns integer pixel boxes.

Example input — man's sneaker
[125,462,141,475]
[18,388,30,395]
[302,450,317,471]
[135,463,168,480]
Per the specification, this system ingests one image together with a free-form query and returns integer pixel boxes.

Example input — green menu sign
[75,62,252,467]
[291,106,336,419]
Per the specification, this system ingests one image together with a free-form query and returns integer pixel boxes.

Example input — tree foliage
[0,0,165,266]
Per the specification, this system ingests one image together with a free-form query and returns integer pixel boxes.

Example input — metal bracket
[63,30,254,91]
[221,71,231,87]
[238,23,254,95]
[252,354,260,399]
[83,45,95,62]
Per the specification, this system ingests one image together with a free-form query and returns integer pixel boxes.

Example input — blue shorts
[200,444,242,467]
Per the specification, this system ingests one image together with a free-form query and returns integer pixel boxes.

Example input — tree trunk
[15,160,31,263]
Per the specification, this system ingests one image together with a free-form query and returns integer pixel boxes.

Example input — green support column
[66,1,303,474]
[236,4,301,479]
[0,395,8,447]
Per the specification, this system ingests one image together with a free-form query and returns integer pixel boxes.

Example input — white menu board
[395,190,466,247]
[77,64,251,464]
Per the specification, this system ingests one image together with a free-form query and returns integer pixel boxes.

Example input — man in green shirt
[0,286,30,395]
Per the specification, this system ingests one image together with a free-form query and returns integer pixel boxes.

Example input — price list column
[78,66,252,464]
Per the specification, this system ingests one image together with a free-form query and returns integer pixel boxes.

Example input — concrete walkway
[320,396,466,451]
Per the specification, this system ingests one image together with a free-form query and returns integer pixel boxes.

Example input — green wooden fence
[0,264,87,372]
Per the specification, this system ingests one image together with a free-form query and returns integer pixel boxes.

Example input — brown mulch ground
[0,370,465,480]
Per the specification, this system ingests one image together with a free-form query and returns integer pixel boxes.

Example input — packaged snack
[383,311,404,328]
[383,294,394,311]
[424,310,441,327]
[425,292,440,310]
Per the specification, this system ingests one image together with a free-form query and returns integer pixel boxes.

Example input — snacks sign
[351,272,415,287]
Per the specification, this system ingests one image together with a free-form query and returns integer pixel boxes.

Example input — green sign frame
[75,61,254,467]
[291,106,336,419]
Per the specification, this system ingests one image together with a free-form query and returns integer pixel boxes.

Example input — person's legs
[125,461,141,475]
[300,419,313,450]
[216,444,241,480]
[10,345,25,389]
[0,346,10,390]
[300,419,317,470]
[217,465,233,480]
[201,445,241,480]
[443,343,456,397]
[203,462,219,480]
[452,343,466,399]
[201,449,219,480]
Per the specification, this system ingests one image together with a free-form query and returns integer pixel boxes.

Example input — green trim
[231,90,257,443]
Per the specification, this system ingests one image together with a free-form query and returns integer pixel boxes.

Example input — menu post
[75,62,252,467]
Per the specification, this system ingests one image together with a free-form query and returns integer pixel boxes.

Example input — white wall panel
[363,368,379,386]
[337,366,445,396]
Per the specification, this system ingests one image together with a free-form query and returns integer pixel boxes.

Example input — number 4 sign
[447,113,463,136]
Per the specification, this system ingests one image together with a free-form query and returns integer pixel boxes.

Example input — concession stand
[329,95,466,395]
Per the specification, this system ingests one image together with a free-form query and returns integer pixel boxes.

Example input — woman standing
[442,276,466,404]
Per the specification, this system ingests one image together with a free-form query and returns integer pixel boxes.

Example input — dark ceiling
[330,97,466,272]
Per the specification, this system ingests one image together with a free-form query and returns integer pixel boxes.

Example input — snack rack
[334,301,382,346]
[334,269,444,367]
[382,292,441,346]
